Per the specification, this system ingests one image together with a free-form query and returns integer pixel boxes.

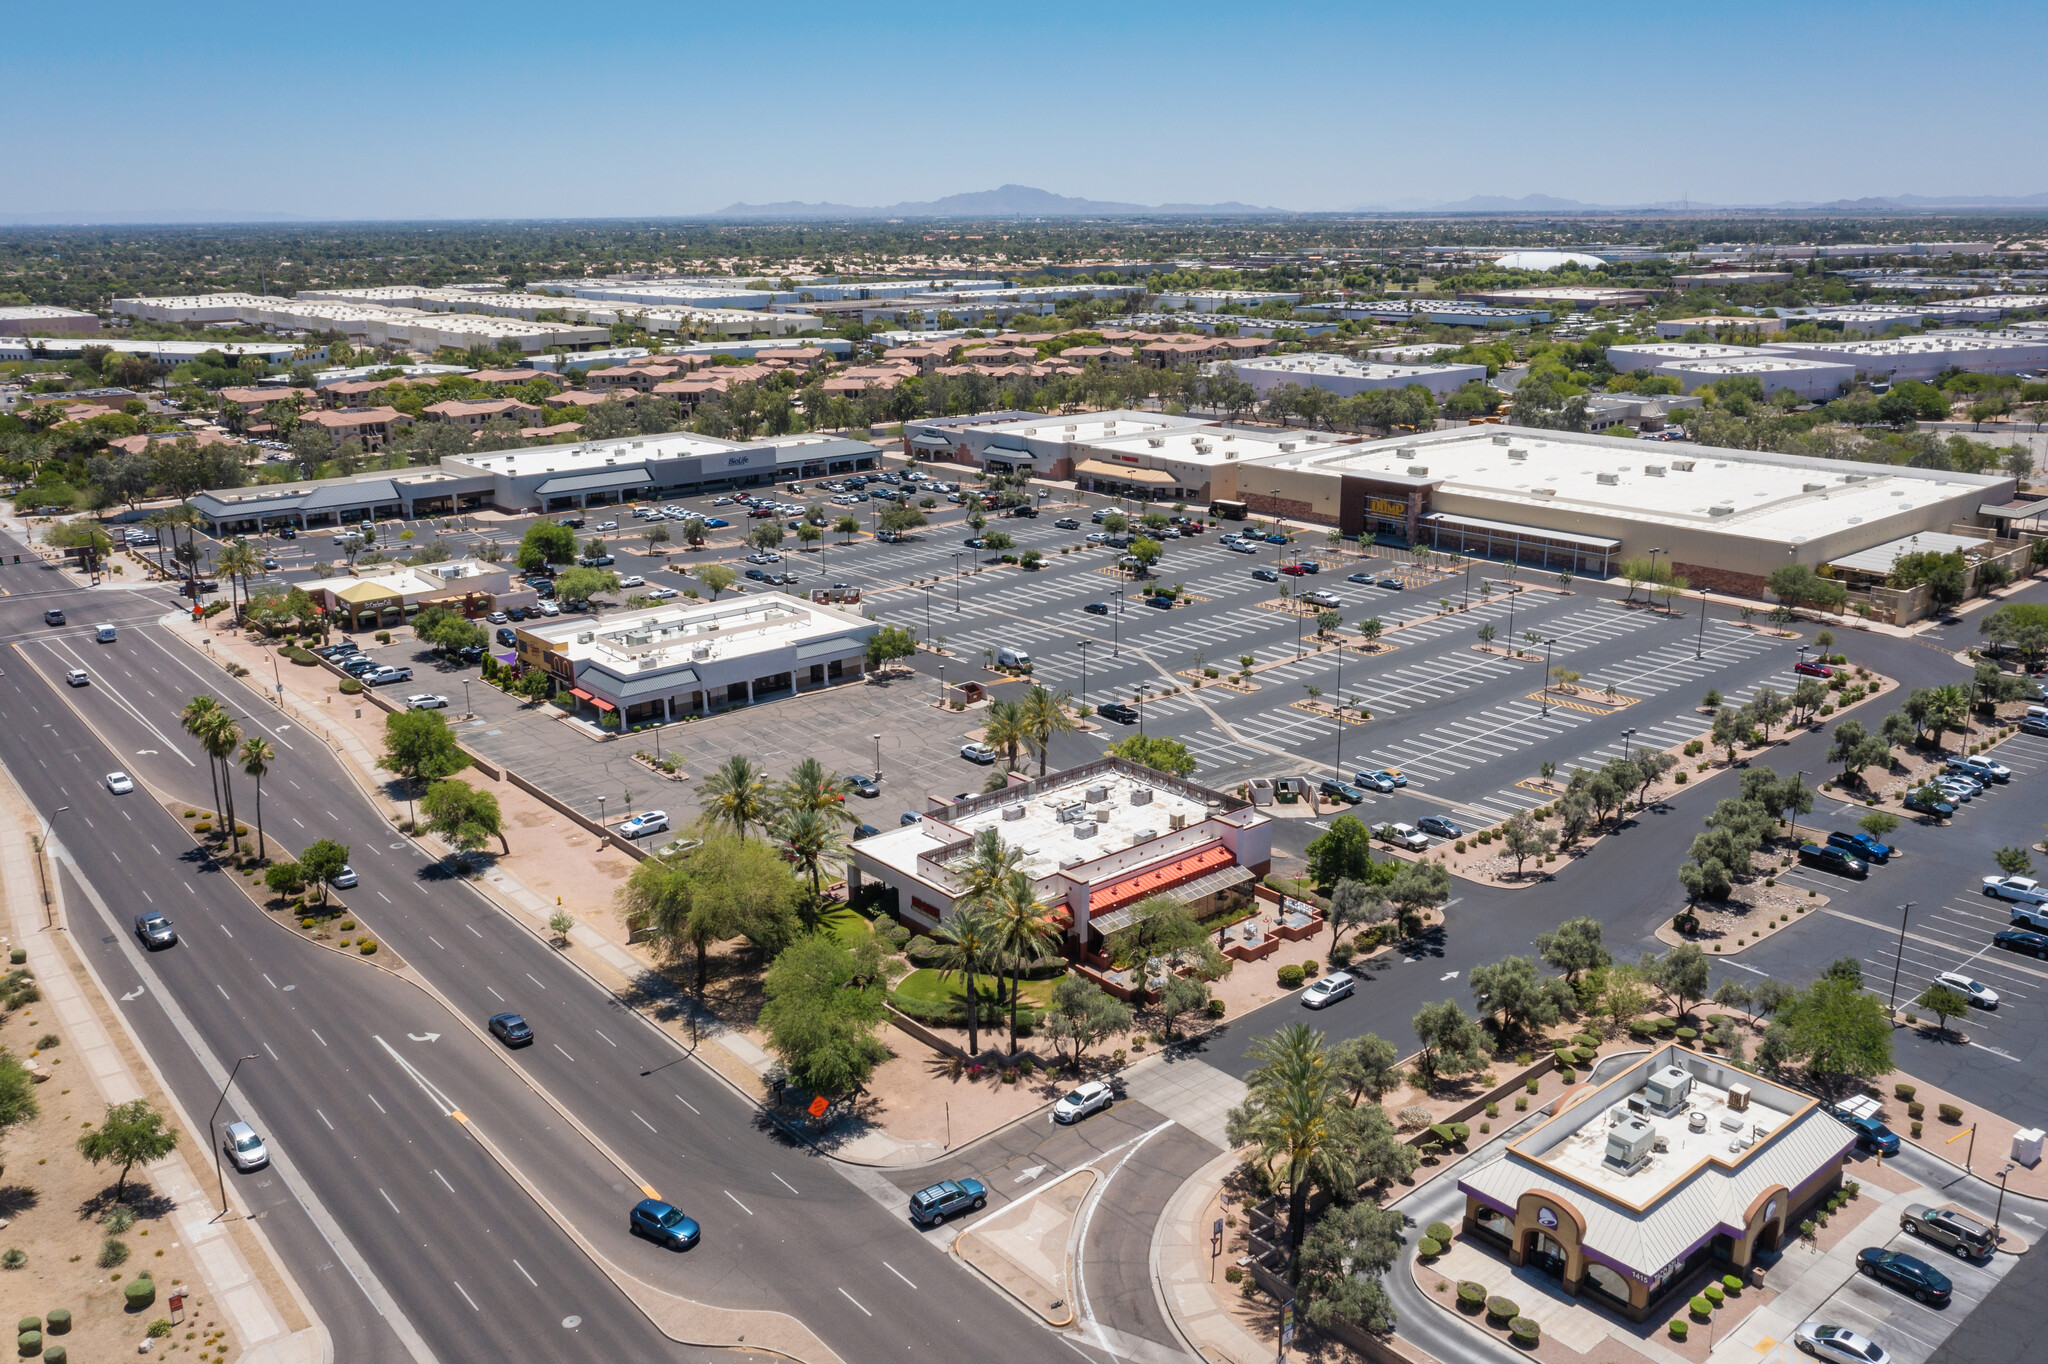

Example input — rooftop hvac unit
[1672,459,1696,471]
[1168,811,1187,831]
[1493,434,1511,446]
[1148,437,1164,447]
[1596,472,1620,485]
[1129,787,1153,806]
[691,644,711,661]
[1058,854,1084,870]
[1001,804,1026,822]
[1803,483,1827,493]
[1605,1113,1657,1173]
[1056,802,1088,824]
[1073,821,1098,839]
[1727,1083,1752,1112]
[1407,465,1429,477]
[1508,448,1529,461]
[1645,464,1666,477]
[1398,444,1418,457]
[1279,441,1296,452]
[1843,473,1866,482]
[1644,1064,1693,1113]
[1708,504,1735,517]
[1533,488,1557,497]
[1133,828,1158,843]
[575,632,594,644]
[1084,784,1109,804]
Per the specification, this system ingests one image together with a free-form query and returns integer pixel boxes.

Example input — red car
[1279,563,1310,576]
[1793,660,1833,678]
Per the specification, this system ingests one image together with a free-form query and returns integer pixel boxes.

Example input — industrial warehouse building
[901,410,1215,479]
[512,591,878,726]
[1070,424,1360,504]
[1652,355,1857,399]
[1759,334,2048,380]
[1214,426,2012,596]
[1228,354,1489,399]
[1457,1046,1855,1322]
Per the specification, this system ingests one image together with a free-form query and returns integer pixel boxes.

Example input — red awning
[1089,843,1232,917]
[569,688,593,701]
[589,697,616,712]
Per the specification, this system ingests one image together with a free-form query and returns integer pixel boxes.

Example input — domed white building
[1491,251,1607,271]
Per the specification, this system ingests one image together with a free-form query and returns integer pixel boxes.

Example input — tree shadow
[0,1184,39,1217]
[76,1181,176,1222]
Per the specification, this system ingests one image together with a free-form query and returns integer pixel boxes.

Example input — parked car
[1826,1107,1901,1156]
[105,771,134,794]
[1417,815,1463,840]
[1992,927,2048,958]
[221,1121,269,1172]
[1143,593,1173,609]
[908,1178,986,1226]
[487,1012,534,1047]
[405,693,449,710]
[1903,788,1954,818]
[1354,769,1404,792]
[486,611,509,624]
[1376,822,1429,851]
[1827,830,1892,864]
[1052,1080,1114,1124]
[619,811,670,838]
[1226,540,1259,554]
[1932,971,1998,1008]
[364,665,414,686]
[1797,842,1868,879]
[1251,567,1279,582]
[1855,1248,1951,1304]
[1377,576,1403,590]
[629,1198,701,1250]
[1318,778,1366,804]
[1793,1323,1891,1364]
[1301,972,1356,1008]
[960,742,997,764]
[744,568,771,582]
[845,774,880,798]
[1346,572,1377,584]
[1947,755,2010,784]
[2021,715,2048,738]
[618,574,645,587]
[1083,601,1109,615]
[1054,518,1080,530]
[496,627,518,647]
[647,587,679,601]
[134,911,177,949]
[338,656,382,675]
[1278,562,1310,576]
[1900,1203,1993,1257]
[1982,874,2048,904]
[852,823,879,840]
[899,812,922,826]
[1096,701,1140,726]
[1793,659,1835,678]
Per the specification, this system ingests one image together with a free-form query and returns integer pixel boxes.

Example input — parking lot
[1796,1221,2017,1364]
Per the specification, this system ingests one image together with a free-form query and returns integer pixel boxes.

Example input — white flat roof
[977,410,1210,443]
[1230,355,1478,381]
[525,591,867,671]
[944,770,1214,881]
[1607,343,1758,364]
[448,431,740,477]
[1084,424,1338,468]
[1659,356,1853,375]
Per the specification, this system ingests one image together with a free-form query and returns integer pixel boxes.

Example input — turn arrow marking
[1015,1164,1046,1184]
[1439,970,1460,981]
[407,1032,441,1043]
[120,986,145,1001]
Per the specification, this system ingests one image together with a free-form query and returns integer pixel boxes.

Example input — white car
[1794,1322,1890,1364]
[647,587,679,600]
[1933,971,1999,1008]
[619,810,670,838]
[329,864,358,888]
[65,667,89,686]
[1052,1080,1114,1125]
[618,575,645,588]
[1377,822,1430,851]
[222,1120,269,1172]
[595,521,619,531]
[1302,972,1356,1008]
[960,742,997,764]
[105,771,134,794]
[405,693,450,710]
[536,600,561,616]
[1981,875,2048,904]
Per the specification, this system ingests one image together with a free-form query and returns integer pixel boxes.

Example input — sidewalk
[0,770,325,1364]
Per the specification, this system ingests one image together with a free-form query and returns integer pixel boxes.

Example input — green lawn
[819,905,873,947]
[892,967,1058,1008]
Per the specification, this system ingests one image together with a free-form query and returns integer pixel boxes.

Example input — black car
[315,639,359,659]
[487,1012,533,1047]
[1798,842,1869,879]
[455,645,484,665]
[496,627,517,647]
[1994,927,2048,959]
[1083,602,1109,615]
[1417,816,1464,840]
[134,911,177,949]
[745,568,770,581]
[277,526,297,539]
[1904,789,1955,819]
[1856,1247,1951,1303]
[1097,701,1140,725]
[505,606,528,621]
[1010,505,1038,518]
[852,823,880,840]
[338,656,384,675]
[1376,576,1403,590]
[1143,594,1173,609]
[43,608,65,625]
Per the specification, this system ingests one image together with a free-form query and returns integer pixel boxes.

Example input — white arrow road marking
[1439,970,1461,981]
[1015,1164,1046,1184]
[120,986,145,1001]
[407,1032,441,1043]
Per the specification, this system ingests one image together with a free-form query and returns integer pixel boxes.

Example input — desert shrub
[123,1275,155,1309]
[1938,1103,1963,1123]
[1894,1083,1916,1101]
[97,1238,129,1269]
[1417,1237,1443,1258]
[1510,1318,1539,1347]
[1457,1282,1486,1312]
[1907,1101,1924,1120]
[1485,1297,1519,1324]
[1277,964,1306,989]
[1427,1221,1455,1243]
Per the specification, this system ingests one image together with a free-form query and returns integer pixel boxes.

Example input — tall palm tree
[180,695,224,818]
[198,710,244,853]
[1020,684,1077,778]
[699,753,770,842]
[1225,1023,1357,1269]
[953,829,1022,919]
[930,904,1000,1058]
[777,756,855,825]
[240,736,275,861]
[1926,683,1970,752]
[982,698,1029,771]
[216,540,261,625]
[987,869,1060,1054]
[775,807,845,900]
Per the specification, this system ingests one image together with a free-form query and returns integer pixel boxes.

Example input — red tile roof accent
[1088,843,1231,917]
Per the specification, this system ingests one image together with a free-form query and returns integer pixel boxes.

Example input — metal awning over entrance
[1422,511,1620,575]
[1087,843,1233,932]
[534,466,654,497]
[1074,459,1178,487]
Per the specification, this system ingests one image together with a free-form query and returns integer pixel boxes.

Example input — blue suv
[908,1178,987,1226]
[1827,1107,1900,1157]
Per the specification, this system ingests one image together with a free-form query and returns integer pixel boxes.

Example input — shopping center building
[1456,1046,1856,1321]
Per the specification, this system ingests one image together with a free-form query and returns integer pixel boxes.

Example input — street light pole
[1697,589,1707,659]
[873,733,882,781]
[1994,1163,2015,1248]
[1887,902,1914,1017]
[952,551,963,610]
[1078,639,1091,709]
[211,1053,261,1219]
[1622,728,1637,762]
[34,806,69,928]
[1542,639,1555,715]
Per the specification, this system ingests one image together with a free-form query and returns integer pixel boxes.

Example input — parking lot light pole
[921,584,934,644]
[1078,639,1091,709]
[873,734,882,781]
[1333,640,1344,774]
[952,552,964,610]
[1542,638,1556,715]
[1886,902,1914,1017]
[1697,590,1707,659]
[461,680,472,719]
[1622,728,1637,761]
[1994,1162,2015,1247]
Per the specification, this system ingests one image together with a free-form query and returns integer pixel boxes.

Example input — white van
[996,646,1031,669]
[95,624,117,643]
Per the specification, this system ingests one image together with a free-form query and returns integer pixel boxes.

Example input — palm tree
[776,807,845,900]
[1225,1023,1357,1269]
[216,540,261,625]
[777,757,855,825]
[987,869,1060,1053]
[1020,684,1076,777]
[1926,683,1970,752]
[953,829,1022,918]
[180,695,224,818]
[197,710,244,853]
[699,754,770,841]
[983,698,1029,770]
[240,736,275,861]
[930,904,1000,1058]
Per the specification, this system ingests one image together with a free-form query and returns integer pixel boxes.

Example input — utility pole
[211,1054,261,1219]
[1886,903,1914,1017]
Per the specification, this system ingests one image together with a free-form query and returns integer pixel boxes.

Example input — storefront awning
[1074,459,1178,487]
[1089,843,1233,920]
[569,687,593,701]
[589,697,616,712]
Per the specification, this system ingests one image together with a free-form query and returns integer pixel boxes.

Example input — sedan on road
[329,864,358,889]
[1302,972,1356,1008]
[488,1012,534,1047]
[1855,1247,1951,1304]
[1793,1322,1890,1364]
[1933,971,1998,1008]
[222,1121,270,1172]
[629,1198,701,1250]
[134,911,177,948]
[65,667,89,686]
[1980,875,2047,904]
[44,607,65,625]
[619,811,670,838]
[405,693,449,710]
[1052,1080,1114,1124]
[105,771,134,794]
[908,1178,986,1226]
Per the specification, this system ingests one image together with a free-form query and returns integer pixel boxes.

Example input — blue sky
[7,1,2046,220]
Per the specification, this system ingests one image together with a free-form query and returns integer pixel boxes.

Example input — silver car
[222,1120,269,1171]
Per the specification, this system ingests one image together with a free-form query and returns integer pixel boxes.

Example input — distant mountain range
[1350,192,2048,214]
[711,184,1288,219]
